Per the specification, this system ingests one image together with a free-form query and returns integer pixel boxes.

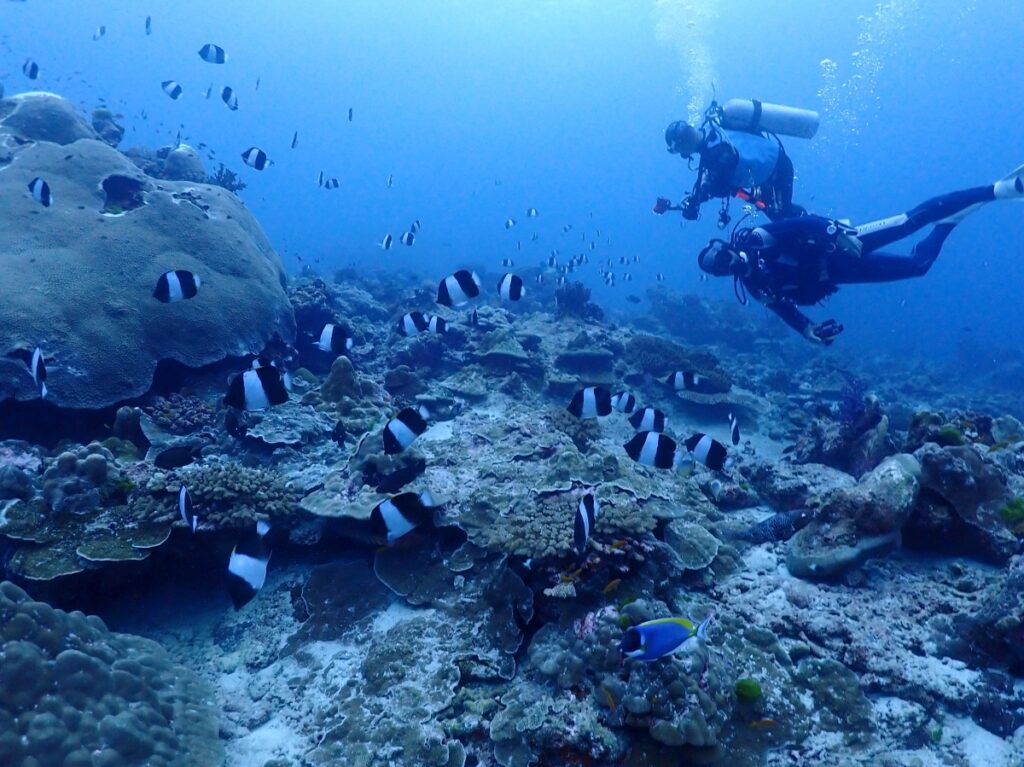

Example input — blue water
[3,0,1022,361]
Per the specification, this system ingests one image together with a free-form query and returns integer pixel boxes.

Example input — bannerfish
[685,433,728,471]
[317,171,324,187]
[562,224,572,233]
[204,84,212,99]
[27,177,52,207]
[623,431,686,470]
[198,43,227,64]
[348,107,353,122]
[535,274,544,285]
[291,131,298,149]
[145,15,152,35]
[153,444,202,470]
[8,347,47,399]
[436,270,482,307]
[255,76,261,91]
[501,258,515,268]
[316,323,354,354]
[22,59,39,79]
[379,234,393,250]
[427,315,446,334]
[628,407,667,433]
[410,220,421,233]
[324,178,339,189]
[498,273,525,301]
[93,25,106,41]
[153,270,201,303]
[574,493,599,557]
[161,80,182,99]
[241,147,270,170]
[618,616,711,661]
[178,485,198,532]
[370,491,437,545]
[387,173,394,188]
[227,524,270,610]
[610,391,637,414]
[400,232,415,246]
[383,406,430,454]
[657,273,665,281]
[398,311,429,336]
[567,386,612,419]
[728,509,812,544]
[224,366,289,410]
[504,218,516,230]
[728,413,740,445]
[667,370,713,393]
[221,86,238,111]
[526,207,538,217]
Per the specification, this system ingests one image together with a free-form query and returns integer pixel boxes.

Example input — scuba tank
[718,98,819,139]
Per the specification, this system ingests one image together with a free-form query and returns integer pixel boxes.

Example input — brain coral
[0,93,294,408]
[0,580,223,766]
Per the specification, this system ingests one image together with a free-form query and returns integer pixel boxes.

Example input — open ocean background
[3,0,1022,363]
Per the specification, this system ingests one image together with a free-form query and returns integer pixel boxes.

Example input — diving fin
[994,163,1024,200]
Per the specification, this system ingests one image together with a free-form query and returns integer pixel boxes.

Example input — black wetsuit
[689,125,800,222]
[735,185,996,338]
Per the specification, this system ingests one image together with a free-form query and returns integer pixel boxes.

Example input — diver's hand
[804,320,844,345]
[652,197,672,215]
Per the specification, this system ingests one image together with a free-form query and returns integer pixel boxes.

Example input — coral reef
[142,394,218,436]
[554,281,604,321]
[623,333,731,392]
[0,96,294,408]
[0,581,222,766]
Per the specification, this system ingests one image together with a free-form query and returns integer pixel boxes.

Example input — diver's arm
[764,297,843,345]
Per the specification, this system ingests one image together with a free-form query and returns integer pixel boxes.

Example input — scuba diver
[654,99,819,226]
[696,165,1024,344]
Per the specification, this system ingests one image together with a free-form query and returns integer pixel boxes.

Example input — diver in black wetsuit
[696,165,1024,344]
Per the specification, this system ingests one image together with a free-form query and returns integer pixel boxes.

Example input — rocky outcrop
[0,94,294,409]
[787,454,920,579]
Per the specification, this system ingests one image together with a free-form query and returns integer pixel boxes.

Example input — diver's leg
[832,224,956,284]
[855,186,994,252]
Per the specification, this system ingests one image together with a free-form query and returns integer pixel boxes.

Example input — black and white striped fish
[398,311,429,336]
[623,431,683,470]
[8,347,47,399]
[22,59,39,79]
[567,386,611,419]
[436,270,481,307]
[427,315,446,334]
[383,406,430,454]
[728,413,740,445]
[153,270,201,303]
[316,323,353,354]
[498,273,525,301]
[504,218,516,229]
[370,491,437,545]
[684,433,728,471]
[628,407,667,433]
[574,493,599,557]
[224,366,289,410]
[400,232,415,246]
[221,86,238,111]
[227,522,270,610]
[379,234,393,250]
[178,485,198,532]
[526,207,539,217]
[610,391,637,414]
[92,26,106,41]
[161,80,182,99]
[198,43,227,63]
[241,147,270,170]
[27,177,52,207]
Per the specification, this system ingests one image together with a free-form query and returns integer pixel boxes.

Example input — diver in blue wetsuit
[696,165,1024,344]
[655,100,818,226]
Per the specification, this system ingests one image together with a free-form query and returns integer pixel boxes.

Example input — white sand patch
[226,718,305,767]
[421,419,454,442]
[371,600,427,634]
[945,715,1016,766]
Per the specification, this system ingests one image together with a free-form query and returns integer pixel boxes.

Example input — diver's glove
[680,195,700,220]
[652,197,672,215]
[804,320,844,345]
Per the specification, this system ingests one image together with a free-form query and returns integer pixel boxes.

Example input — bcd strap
[750,99,763,133]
